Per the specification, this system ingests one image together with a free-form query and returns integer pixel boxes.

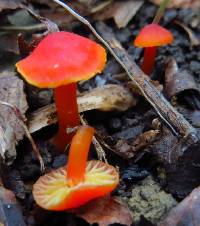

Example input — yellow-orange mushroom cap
[16,31,106,88]
[33,160,119,210]
[33,126,119,211]
[134,24,173,48]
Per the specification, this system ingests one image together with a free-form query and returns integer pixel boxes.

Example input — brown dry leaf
[175,21,200,46]
[115,139,136,158]
[0,0,25,12]
[0,71,28,163]
[132,129,160,151]
[149,0,200,8]
[159,186,200,226]
[94,0,144,28]
[76,196,133,226]
[164,58,199,99]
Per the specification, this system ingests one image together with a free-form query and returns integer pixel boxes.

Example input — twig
[0,24,45,32]
[0,101,44,172]
[51,0,199,145]
[80,116,107,162]
[153,0,171,24]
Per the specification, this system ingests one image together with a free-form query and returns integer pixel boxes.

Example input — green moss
[124,176,177,225]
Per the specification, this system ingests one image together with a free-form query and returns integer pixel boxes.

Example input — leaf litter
[0,0,199,225]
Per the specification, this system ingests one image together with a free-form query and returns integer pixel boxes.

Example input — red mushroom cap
[16,32,106,88]
[134,24,173,48]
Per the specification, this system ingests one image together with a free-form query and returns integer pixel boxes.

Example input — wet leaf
[159,186,200,226]
[76,196,133,226]
[149,0,200,9]
[164,58,199,99]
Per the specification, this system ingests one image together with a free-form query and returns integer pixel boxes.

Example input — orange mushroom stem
[33,125,119,210]
[53,83,80,150]
[67,125,94,186]
[141,47,157,75]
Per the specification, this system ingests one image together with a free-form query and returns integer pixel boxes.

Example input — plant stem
[142,47,157,75]
[153,0,171,24]
[67,125,94,185]
[53,83,80,151]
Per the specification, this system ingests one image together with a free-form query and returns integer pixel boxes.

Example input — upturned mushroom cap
[16,32,106,88]
[33,160,119,210]
[134,24,173,48]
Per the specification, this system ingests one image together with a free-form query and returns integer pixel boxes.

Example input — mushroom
[16,32,106,150]
[134,23,173,75]
[33,125,119,210]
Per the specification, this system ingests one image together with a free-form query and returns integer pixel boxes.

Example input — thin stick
[0,101,44,172]
[51,0,198,144]
[80,116,107,162]
[153,0,171,24]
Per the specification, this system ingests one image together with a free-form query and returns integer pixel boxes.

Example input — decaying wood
[28,84,136,133]
[52,0,199,147]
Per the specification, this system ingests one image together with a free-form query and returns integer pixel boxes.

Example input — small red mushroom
[16,32,106,151]
[33,125,119,210]
[134,23,173,75]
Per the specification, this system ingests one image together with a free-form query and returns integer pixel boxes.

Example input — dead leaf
[164,58,200,99]
[76,196,133,226]
[28,84,137,133]
[175,21,200,46]
[132,129,160,151]
[115,139,136,158]
[0,71,28,164]
[0,0,25,12]
[158,186,200,226]
[149,0,200,9]
[94,0,144,28]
